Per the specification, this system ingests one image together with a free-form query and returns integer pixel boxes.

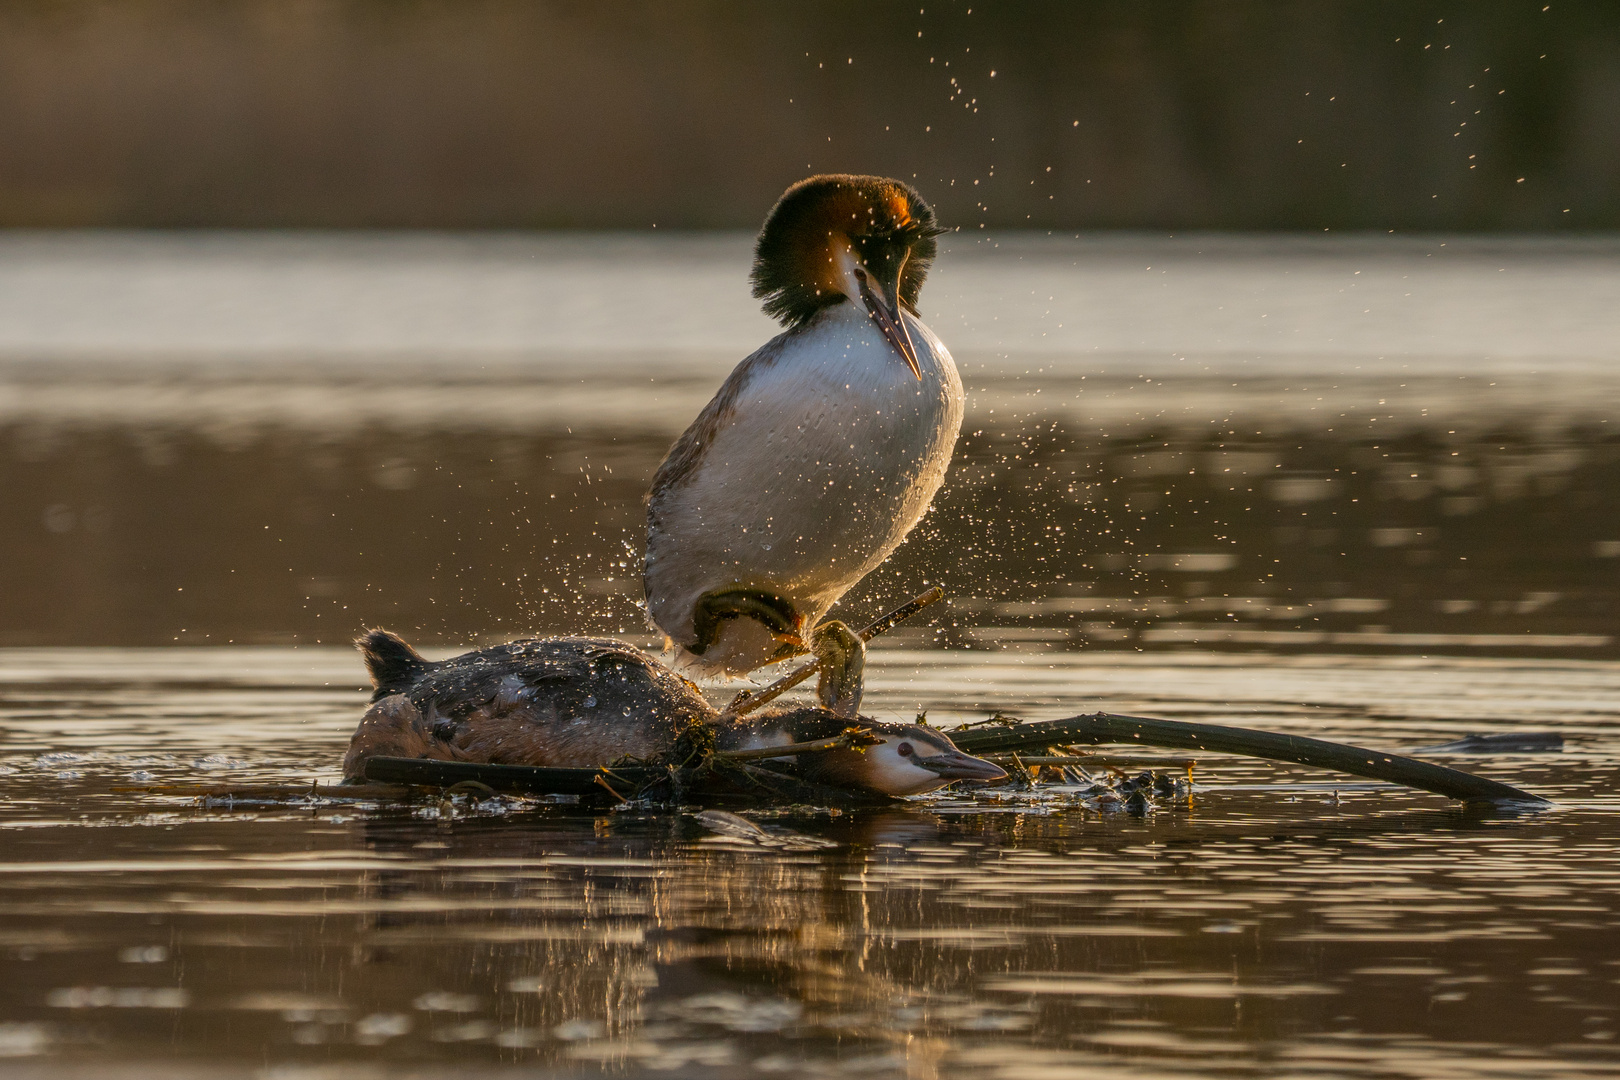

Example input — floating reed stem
[951,712,1548,806]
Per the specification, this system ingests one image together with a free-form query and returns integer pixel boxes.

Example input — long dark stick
[949,713,1549,806]
[711,728,881,762]
[363,757,661,794]
[358,756,891,807]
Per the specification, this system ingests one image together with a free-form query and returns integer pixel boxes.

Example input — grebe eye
[897,742,913,757]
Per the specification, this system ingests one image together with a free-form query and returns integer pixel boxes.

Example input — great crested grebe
[342,630,1004,798]
[644,175,963,685]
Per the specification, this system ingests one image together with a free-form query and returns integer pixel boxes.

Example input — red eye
[897,742,913,757]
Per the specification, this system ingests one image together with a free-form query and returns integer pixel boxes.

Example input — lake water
[2,646,1619,1079]
[2,232,1618,651]
[1,232,1618,1077]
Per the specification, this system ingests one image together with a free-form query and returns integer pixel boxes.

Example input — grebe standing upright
[644,175,963,700]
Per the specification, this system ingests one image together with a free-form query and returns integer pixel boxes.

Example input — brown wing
[645,331,790,508]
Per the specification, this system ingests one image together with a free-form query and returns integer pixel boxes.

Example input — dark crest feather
[751,174,941,328]
[357,629,428,696]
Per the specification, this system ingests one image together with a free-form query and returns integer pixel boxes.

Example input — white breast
[645,302,964,675]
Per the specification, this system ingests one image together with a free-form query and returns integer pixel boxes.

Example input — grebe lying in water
[342,630,1005,798]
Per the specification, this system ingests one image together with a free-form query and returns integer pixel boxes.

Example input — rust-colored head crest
[751,174,943,327]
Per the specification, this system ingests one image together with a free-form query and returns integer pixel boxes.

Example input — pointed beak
[912,749,1008,783]
[854,263,922,380]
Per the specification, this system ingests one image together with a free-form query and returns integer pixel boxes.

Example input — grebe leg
[811,620,865,718]
[689,588,803,657]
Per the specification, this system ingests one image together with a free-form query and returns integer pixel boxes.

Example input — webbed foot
[690,588,803,657]
[811,620,865,718]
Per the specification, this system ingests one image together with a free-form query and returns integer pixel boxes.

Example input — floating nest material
[346,710,1547,808]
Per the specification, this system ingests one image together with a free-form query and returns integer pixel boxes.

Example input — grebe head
[767,714,1005,797]
[751,174,943,378]
[857,724,1008,795]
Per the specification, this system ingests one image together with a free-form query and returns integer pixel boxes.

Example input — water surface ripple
[1,646,1617,1079]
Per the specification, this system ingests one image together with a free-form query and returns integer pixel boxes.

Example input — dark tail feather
[357,629,428,693]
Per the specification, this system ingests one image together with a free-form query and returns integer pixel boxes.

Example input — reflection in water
[1,648,1618,1077]
[2,388,1617,653]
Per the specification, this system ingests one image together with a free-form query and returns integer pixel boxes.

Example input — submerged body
[645,302,962,674]
[343,630,1004,797]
